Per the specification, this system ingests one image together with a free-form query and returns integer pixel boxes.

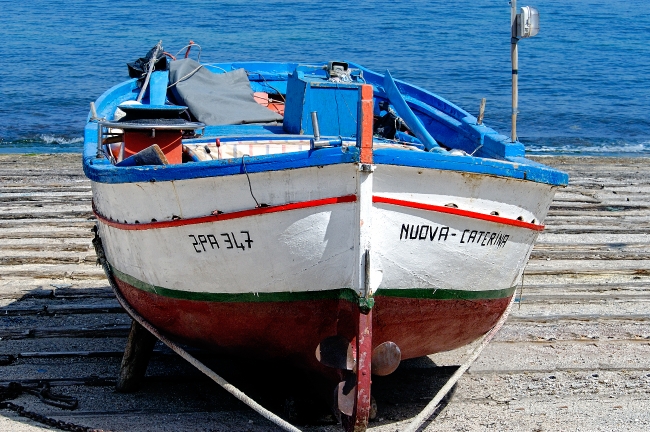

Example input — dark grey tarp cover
[169,58,283,125]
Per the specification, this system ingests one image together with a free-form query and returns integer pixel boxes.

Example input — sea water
[0,0,648,156]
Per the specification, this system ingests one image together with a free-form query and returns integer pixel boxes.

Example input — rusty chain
[0,381,109,432]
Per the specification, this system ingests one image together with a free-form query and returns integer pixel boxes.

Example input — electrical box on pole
[510,2,540,143]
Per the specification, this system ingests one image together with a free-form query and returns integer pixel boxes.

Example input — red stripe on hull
[95,194,357,231]
[373,195,544,231]
[115,278,511,373]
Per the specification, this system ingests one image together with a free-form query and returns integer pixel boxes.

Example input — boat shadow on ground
[0,286,458,431]
[167,349,460,430]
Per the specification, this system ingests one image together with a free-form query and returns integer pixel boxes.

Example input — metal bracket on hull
[357,297,374,314]
[358,163,375,173]
[359,248,374,314]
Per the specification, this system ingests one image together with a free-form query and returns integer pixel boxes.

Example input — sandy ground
[1,154,649,431]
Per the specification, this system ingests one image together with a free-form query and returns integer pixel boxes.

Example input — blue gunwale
[83,61,568,187]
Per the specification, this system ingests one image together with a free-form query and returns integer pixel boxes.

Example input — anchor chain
[0,381,109,432]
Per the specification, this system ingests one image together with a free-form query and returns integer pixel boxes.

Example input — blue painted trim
[200,125,286,137]
[90,79,140,121]
[84,145,360,184]
[383,70,440,151]
[83,79,139,162]
[117,104,187,112]
[373,148,568,186]
[85,144,566,187]
[205,62,299,76]
[506,157,570,185]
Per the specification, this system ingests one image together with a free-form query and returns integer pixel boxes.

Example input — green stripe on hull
[111,265,359,303]
[110,264,516,304]
[375,286,517,300]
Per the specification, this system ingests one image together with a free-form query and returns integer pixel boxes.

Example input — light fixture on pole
[511,1,540,142]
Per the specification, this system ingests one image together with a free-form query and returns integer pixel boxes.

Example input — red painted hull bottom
[115,278,511,376]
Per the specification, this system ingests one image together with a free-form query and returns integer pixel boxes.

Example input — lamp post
[511,1,539,142]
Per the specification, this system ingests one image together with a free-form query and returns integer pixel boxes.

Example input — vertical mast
[510,2,539,143]
[511,0,519,143]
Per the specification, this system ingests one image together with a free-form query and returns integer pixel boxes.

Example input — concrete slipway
[1,154,649,431]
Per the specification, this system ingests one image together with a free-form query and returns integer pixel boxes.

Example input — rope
[253,72,286,103]
[136,40,163,103]
[402,293,517,432]
[167,65,204,89]
[241,155,262,208]
[92,233,301,432]
[175,42,202,62]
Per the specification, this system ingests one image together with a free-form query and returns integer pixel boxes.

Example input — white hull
[94,162,556,296]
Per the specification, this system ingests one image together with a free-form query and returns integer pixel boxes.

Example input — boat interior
[85,56,567,187]
[94,59,521,165]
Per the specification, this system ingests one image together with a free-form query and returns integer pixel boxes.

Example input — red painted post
[184,40,195,58]
[358,84,374,165]
[344,308,372,432]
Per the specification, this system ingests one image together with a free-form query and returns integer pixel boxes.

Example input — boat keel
[340,308,372,432]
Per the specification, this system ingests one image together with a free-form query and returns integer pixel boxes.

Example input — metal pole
[136,40,163,103]
[311,111,321,141]
[511,0,519,142]
[477,98,486,125]
[96,122,103,158]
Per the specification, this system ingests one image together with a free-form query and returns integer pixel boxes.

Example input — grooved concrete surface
[1,154,649,431]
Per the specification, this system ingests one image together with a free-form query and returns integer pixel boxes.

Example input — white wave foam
[527,141,650,155]
[39,134,84,145]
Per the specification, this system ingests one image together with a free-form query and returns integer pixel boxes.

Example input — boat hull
[83,59,569,431]
[113,270,513,369]
[94,160,553,371]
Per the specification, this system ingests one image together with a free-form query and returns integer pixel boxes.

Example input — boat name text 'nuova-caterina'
[399,224,510,249]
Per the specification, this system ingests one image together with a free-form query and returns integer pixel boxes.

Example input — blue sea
[1,0,648,156]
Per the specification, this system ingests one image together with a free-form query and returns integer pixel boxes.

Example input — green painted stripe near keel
[110,264,359,303]
[375,286,517,300]
[110,264,516,304]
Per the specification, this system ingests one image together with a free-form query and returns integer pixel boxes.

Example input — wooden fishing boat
[84,45,567,430]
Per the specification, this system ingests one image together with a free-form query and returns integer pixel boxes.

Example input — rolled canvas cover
[127,43,168,82]
[169,59,283,125]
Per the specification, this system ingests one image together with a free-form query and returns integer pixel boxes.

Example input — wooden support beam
[116,320,157,393]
